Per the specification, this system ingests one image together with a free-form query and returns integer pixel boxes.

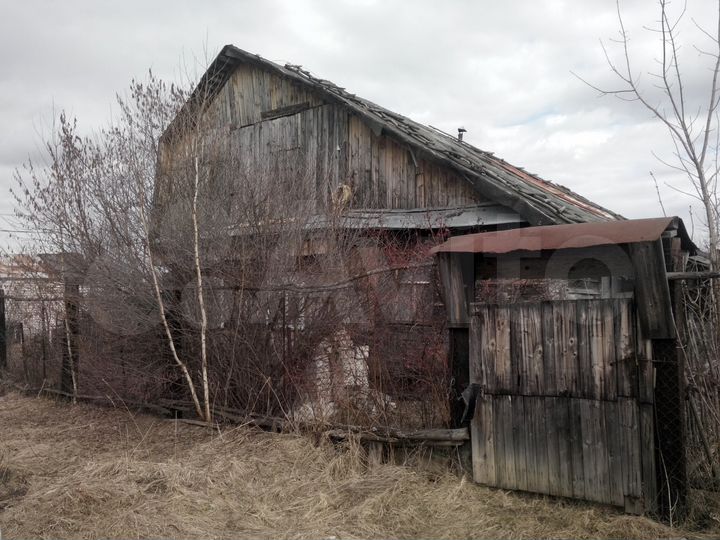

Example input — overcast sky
[1,0,718,248]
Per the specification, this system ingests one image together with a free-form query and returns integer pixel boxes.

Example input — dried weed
[0,392,713,539]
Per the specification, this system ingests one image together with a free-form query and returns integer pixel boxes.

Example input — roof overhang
[430,216,696,255]
[228,205,525,236]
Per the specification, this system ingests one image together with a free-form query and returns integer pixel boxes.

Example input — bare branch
[651,171,668,215]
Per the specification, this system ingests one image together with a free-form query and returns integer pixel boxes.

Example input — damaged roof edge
[167,45,623,226]
[430,216,697,255]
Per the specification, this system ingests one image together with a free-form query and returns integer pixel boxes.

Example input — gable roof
[181,45,623,226]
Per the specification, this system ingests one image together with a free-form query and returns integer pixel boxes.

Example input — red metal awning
[430,217,686,255]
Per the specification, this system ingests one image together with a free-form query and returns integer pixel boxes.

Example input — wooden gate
[469,298,657,513]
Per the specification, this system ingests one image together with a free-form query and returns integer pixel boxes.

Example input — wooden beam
[325,428,468,446]
[260,101,312,121]
[37,390,470,445]
[437,253,472,327]
[628,240,675,339]
[158,397,470,443]
[41,388,173,416]
[667,271,720,280]
[230,205,525,235]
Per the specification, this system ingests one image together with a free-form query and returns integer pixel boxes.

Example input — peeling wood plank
[472,395,496,485]
[629,240,675,339]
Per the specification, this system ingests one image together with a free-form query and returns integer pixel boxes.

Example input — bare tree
[11,64,453,431]
[577,0,720,499]
[578,0,720,268]
[11,74,213,414]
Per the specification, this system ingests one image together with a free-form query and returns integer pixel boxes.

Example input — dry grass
[0,389,713,539]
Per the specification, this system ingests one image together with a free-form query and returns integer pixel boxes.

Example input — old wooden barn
[152,45,697,516]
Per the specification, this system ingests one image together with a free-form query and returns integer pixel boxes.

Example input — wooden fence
[469,298,657,514]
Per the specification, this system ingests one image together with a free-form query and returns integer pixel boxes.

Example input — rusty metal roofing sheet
[430,217,678,255]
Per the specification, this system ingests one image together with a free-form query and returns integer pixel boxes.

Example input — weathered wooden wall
[161,63,493,213]
[470,299,657,513]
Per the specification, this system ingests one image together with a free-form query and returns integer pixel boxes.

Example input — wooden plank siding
[469,298,655,513]
[437,253,475,328]
[629,240,675,339]
[161,63,496,216]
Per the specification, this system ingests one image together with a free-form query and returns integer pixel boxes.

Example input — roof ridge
[179,45,623,225]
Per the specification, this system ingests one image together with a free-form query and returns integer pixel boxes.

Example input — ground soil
[0,389,715,539]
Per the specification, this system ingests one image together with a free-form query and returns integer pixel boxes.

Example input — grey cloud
[2,0,718,249]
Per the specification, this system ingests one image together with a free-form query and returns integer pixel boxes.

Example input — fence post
[0,288,6,372]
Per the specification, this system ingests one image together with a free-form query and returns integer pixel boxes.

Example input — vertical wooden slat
[569,398,585,499]
[580,399,596,501]
[377,137,387,208]
[495,306,512,393]
[629,239,675,339]
[510,305,542,396]
[555,302,579,396]
[338,109,349,188]
[542,302,557,396]
[535,397,550,494]
[493,395,506,488]
[593,401,611,504]
[605,401,625,507]
[348,117,361,204]
[588,301,604,399]
[469,312,482,385]
[437,253,469,327]
[485,397,496,485]
[556,398,574,498]
[619,397,644,513]
[478,306,496,391]
[496,395,516,489]
[318,105,329,209]
[639,402,658,512]
[602,300,617,400]
[471,397,486,483]
[527,304,544,395]
[405,149,415,208]
[511,309,525,395]
[397,144,406,208]
[636,314,655,405]
[390,143,400,208]
[576,301,593,399]
[545,396,561,496]
[512,395,528,491]
[370,131,380,208]
[615,299,637,398]
[472,395,496,485]
[524,397,538,493]
[415,165,425,208]
[423,161,433,207]
[469,308,485,485]
[392,143,401,208]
